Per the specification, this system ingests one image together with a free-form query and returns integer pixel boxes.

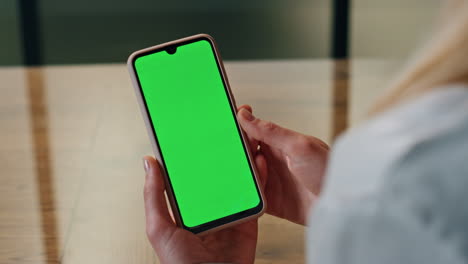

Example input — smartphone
[127,34,265,234]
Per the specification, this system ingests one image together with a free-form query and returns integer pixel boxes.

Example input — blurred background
[1,0,439,65]
[0,1,443,263]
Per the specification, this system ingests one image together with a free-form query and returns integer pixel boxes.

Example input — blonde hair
[370,0,468,115]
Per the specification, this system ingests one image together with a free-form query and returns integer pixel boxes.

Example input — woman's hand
[237,105,329,225]
[143,156,265,264]
[142,105,328,263]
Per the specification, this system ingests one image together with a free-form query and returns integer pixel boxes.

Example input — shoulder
[321,85,468,200]
[307,85,468,264]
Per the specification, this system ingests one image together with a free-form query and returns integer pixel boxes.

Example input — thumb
[237,108,301,153]
[143,156,176,249]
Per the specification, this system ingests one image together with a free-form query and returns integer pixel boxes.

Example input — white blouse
[307,85,468,264]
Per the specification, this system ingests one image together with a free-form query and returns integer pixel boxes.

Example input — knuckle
[146,223,159,241]
[261,120,278,133]
[143,184,153,200]
[289,135,316,154]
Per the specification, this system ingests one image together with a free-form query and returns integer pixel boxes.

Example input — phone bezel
[127,34,265,234]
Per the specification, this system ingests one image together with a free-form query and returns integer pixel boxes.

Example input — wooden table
[0,59,396,263]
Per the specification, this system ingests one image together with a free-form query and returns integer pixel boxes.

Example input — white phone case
[127,34,265,235]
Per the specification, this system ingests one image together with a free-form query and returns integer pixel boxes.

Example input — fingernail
[240,108,255,122]
[143,158,150,173]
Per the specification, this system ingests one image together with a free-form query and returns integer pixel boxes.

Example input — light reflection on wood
[25,68,59,263]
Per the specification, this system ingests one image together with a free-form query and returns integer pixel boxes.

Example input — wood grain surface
[0,59,395,263]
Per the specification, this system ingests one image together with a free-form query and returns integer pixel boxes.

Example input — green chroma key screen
[134,39,261,228]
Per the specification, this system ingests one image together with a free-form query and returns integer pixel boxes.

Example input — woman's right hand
[237,105,329,225]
